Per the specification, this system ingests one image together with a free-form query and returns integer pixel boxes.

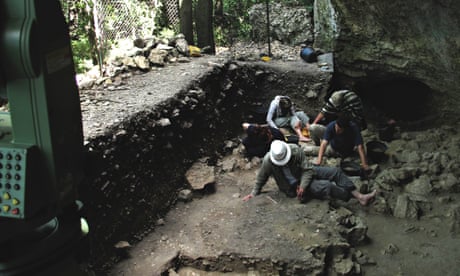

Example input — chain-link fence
[163,0,179,31]
[60,0,181,63]
[94,0,158,42]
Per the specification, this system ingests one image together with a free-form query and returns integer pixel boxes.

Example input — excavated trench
[78,60,440,274]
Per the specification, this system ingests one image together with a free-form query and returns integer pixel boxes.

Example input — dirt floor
[79,44,460,275]
[107,148,460,276]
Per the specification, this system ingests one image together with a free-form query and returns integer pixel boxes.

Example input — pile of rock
[76,34,200,90]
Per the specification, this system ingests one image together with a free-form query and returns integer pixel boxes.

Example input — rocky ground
[106,130,460,276]
[79,42,460,275]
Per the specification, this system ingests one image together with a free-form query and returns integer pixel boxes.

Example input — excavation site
[1,1,460,276]
[77,49,460,276]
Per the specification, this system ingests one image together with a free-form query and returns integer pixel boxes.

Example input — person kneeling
[243,140,376,205]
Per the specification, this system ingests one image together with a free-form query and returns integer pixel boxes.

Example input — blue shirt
[323,120,363,157]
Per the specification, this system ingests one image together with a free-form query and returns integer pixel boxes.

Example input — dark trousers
[308,166,356,201]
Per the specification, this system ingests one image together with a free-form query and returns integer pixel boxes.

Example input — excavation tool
[260,0,272,61]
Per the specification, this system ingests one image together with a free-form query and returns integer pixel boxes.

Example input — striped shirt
[322,90,366,129]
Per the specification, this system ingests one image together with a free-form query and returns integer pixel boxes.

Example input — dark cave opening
[356,78,434,124]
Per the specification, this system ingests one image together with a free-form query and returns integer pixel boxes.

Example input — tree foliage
[60,0,97,73]
[215,0,259,44]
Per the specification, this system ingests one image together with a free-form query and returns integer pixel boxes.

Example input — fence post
[266,0,271,57]
[92,0,104,76]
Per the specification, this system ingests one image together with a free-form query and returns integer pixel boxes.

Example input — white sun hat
[269,140,291,166]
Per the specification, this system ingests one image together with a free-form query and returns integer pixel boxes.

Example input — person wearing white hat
[243,140,376,206]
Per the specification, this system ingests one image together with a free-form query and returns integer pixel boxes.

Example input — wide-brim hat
[270,140,291,166]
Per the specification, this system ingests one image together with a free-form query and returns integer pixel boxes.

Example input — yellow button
[3,193,10,200]
[2,205,10,212]
[12,198,19,205]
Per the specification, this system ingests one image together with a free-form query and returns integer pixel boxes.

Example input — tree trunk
[179,0,194,45]
[214,0,223,24]
[195,0,215,53]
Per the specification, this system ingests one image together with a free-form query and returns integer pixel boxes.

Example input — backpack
[300,47,317,63]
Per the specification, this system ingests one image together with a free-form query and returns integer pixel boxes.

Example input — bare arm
[313,112,324,125]
[316,139,328,165]
[357,144,369,170]
[243,155,272,201]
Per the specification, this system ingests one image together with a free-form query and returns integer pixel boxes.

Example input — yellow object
[189,45,201,57]
[302,127,310,137]
[261,56,271,62]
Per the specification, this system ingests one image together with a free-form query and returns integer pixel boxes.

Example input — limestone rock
[449,205,460,237]
[393,194,420,219]
[185,160,215,190]
[334,257,354,275]
[404,175,432,196]
[248,3,314,45]
[314,0,460,121]
[148,48,168,66]
[133,55,150,70]
[178,189,193,202]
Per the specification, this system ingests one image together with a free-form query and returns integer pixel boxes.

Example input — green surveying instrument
[0,0,88,274]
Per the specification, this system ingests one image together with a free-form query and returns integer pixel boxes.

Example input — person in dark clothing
[312,90,367,130]
[315,115,369,171]
[241,122,286,158]
[243,140,376,205]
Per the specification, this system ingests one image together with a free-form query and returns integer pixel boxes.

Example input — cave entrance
[358,78,434,126]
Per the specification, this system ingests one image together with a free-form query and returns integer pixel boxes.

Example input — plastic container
[340,161,361,176]
[366,141,388,163]
[378,123,396,142]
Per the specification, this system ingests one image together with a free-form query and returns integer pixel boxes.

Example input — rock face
[313,0,460,120]
[249,3,314,45]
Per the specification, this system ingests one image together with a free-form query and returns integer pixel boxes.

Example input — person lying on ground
[266,95,311,142]
[315,115,369,171]
[242,140,376,206]
[241,122,286,158]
